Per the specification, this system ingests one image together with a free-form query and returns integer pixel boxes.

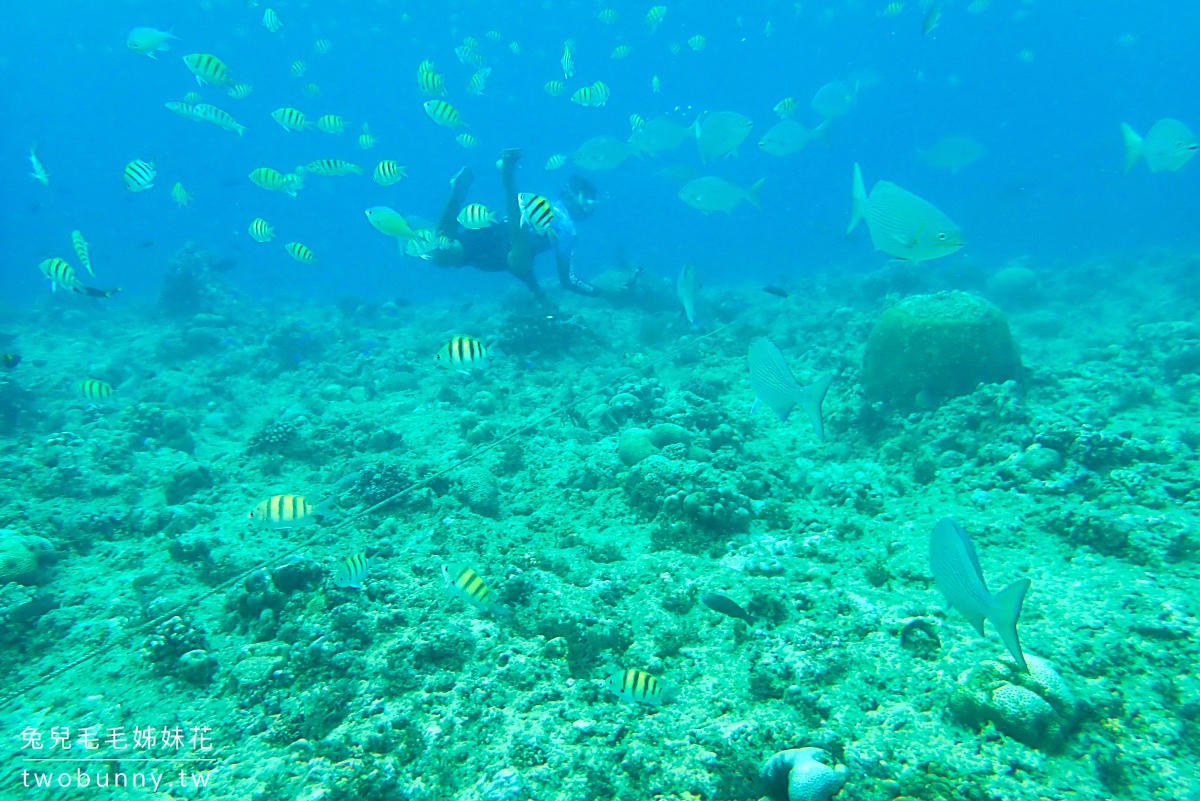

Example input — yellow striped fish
[183,91,201,104]
[561,40,575,79]
[669,43,682,56]
[571,81,610,107]
[39,258,79,292]
[165,101,200,120]
[247,495,320,529]
[612,44,631,59]
[688,34,706,51]
[286,242,318,264]
[303,158,362,176]
[457,203,497,229]
[774,97,798,118]
[509,42,521,55]
[194,103,246,135]
[467,67,491,96]
[417,60,445,96]
[183,53,233,87]
[249,167,290,193]
[605,668,678,706]
[518,193,556,238]
[423,99,464,128]
[316,114,348,133]
[883,1,904,17]
[373,160,407,185]
[171,182,193,206]
[645,5,667,31]
[271,107,312,131]
[358,124,378,149]
[545,154,567,170]
[290,60,306,78]
[486,30,503,41]
[249,218,275,242]
[455,44,484,67]
[435,335,491,371]
[80,379,114,401]
[71,231,93,276]
[456,133,479,149]
[630,113,645,131]
[262,8,282,32]
[313,38,333,55]
[544,80,566,96]
[598,9,618,24]
[335,553,373,589]
[442,563,509,614]
[226,83,253,100]
[303,83,321,97]
[123,159,156,192]
[652,75,661,93]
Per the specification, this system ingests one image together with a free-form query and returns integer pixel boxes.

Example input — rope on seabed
[1,314,745,708]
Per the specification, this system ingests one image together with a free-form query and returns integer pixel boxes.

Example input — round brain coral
[0,539,39,583]
[618,428,657,466]
[949,654,1078,752]
[861,290,1022,410]
[455,467,500,517]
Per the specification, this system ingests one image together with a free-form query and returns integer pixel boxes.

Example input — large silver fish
[746,338,833,441]
[848,163,963,263]
[929,517,1030,671]
[676,263,697,322]
[1121,119,1198,174]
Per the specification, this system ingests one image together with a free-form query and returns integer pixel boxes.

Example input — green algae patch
[862,291,1022,410]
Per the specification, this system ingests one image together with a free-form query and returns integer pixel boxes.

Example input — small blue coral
[761,747,847,801]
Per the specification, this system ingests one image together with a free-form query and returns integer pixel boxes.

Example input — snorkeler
[426,148,604,299]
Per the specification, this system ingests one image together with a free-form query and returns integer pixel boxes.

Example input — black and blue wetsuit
[454,200,596,296]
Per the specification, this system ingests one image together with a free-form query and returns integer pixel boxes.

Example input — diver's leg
[435,166,474,238]
[499,149,536,288]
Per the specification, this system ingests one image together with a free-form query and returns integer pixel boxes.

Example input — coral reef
[760,747,848,801]
[950,654,1079,752]
[861,290,1023,410]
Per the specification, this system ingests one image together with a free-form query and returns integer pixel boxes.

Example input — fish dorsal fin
[949,518,988,590]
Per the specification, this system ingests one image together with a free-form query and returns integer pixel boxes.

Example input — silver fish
[572,136,630,170]
[1121,119,1198,174]
[848,163,963,263]
[929,517,1030,671]
[746,338,833,441]
[676,263,697,322]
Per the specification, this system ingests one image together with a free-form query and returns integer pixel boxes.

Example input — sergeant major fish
[605,668,678,706]
[443,564,510,615]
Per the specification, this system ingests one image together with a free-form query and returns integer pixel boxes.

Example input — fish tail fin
[848,163,867,233]
[745,178,765,209]
[798,374,834,442]
[813,120,833,147]
[1120,123,1142,174]
[991,578,1031,672]
[662,685,681,704]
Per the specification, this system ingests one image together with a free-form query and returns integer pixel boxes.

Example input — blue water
[2,0,1197,306]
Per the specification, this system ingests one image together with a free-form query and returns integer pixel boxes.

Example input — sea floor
[0,246,1198,801]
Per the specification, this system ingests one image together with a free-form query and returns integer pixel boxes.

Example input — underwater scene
[2,0,1199,798]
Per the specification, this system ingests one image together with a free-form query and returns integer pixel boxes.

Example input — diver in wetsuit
[426,148,603,299]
